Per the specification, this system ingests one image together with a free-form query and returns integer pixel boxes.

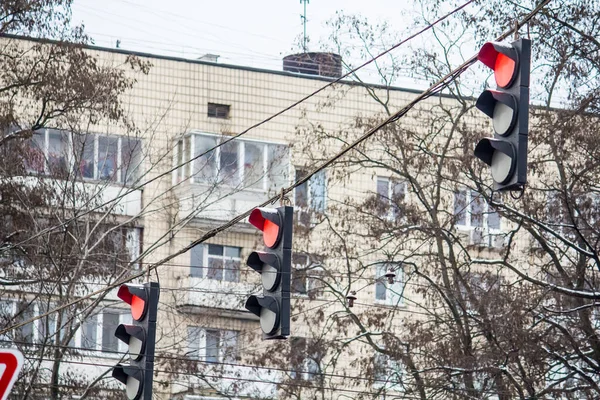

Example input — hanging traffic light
[245,206,293,339]
[474,38,531,191]
[112,282,159,400]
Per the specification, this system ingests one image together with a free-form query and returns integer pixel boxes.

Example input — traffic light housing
[474,38,531,191]
[112,282,159,400]
[245,206,293,339]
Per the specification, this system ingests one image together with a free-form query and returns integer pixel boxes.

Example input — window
[25,129,69,175]
[290,337,322,381]
[81,310,130,354]
[75,135,142,184]
[190,244,242,282]
[377,177,405,220]
[26,129,142,185]
[291,253,324,298]
[375,263,403,306]
[373,350,404,390]
[101,311,120,353]
[454,190,500,229]
[187,327,238,363]
[294,169,327,213]
[179,133,289,191]
[81,314,98,350]
[207,103,230,119]
[454,190,502,247]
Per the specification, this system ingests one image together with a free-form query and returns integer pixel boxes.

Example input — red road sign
[0,349,23,400]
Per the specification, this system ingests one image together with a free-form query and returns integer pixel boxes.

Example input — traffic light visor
[247,251,281,291]
[115,324,146,360]
[117,285,148,321]
[478,42,518,88]
[476,90,518,136]
[245,295,280,335]
[249,208,282,248]
[474,138,516,184]
[112,365,143,400]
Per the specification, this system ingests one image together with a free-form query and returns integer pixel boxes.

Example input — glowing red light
[131,295,146,321]
[494,53,516,88]
[263,219,280,248]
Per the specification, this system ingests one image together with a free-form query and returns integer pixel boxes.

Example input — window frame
[190,243,242,283]
[454,190,501,231]
[176,132,289,191]
[373,349,405,390]
[291,253,325,298]
[207,103,230,119]
[376,176,406,221]
[294,168,327,213]
[0,300,131,356]
[187,327,239,363]
[374,262,404,306]
[26,129,142,186]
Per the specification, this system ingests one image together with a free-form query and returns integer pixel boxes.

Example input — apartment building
[2,35,596,400]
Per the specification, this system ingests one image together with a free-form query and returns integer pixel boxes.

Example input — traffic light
[245,206,293,339]
[112,282,159,400]
[474,38,531,191]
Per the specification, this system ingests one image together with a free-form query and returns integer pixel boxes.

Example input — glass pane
[207,258,223,280]
[58,310,76,347]
[267,144,289,191]
[190,245,204,278]
[454,191,467,225]
[377,178,389,217]
[208,244,223,256]
[97,136,119,181]
[175,139,183,182]
[82,314,98,350]
[391,182,405,219]
[244,142,264,189]
[121,138,142,185]
[47,130,69,176]
[224,259,240,282]
[219,140,240,186]
[375,281,387,301]
[101,311,120,352]
[193,135,217,182]
[25,132,46,173]
[471,192,484,228]
[295,169,309,208]
[37,302,56,341]
[224,246,240,258]
[187,326,201,359]
[292,270,308,294]
[205,330,220,363]
[75,135,95,179]
[125,228,141,264]
[487,207,501,230]
[309,170,326,212]
[222,330,238,363]
[377,177,389,197]
[15,303,35,343]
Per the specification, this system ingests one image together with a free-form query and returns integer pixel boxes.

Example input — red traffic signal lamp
[112,282,159,400]
[245,206,293,339]
[474,38,531,191]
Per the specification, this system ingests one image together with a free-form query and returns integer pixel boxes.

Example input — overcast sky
[70,0,419,74]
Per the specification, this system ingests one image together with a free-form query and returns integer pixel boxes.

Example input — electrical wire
[0,339,400,386]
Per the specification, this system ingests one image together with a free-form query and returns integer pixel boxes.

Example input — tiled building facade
[2,35,569,400]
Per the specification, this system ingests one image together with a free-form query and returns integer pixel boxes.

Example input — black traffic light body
[112,282,159,400]
[245,206,293,340]
[474,38,531,191]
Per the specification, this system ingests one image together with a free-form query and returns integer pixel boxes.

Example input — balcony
[172,132,290,223]
[177,277,259,320]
